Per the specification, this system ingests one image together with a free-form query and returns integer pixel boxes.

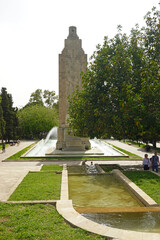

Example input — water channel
[68,173,160,233]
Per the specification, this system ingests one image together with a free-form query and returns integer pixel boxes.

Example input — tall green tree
[29,89,44,106]
[18,105,58,139]
[26,89,58,108]
[0,96,5,141]
[0,88,18,142]
[68,6,160,146]
[43,90,58,108]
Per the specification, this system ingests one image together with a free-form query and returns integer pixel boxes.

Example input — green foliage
[0,204,105,240]
[43,89,58,108]
[9,172,61,201]
[123,171,160,203]
[26,88,58,108]
[0,87,18,142]
[68,6,160,145]
[29,89,44,106]
[6,143,36,160]
[18,105,58,139]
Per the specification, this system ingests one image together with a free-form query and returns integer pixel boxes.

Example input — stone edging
[112,169,158,206]
[56,164,160,240]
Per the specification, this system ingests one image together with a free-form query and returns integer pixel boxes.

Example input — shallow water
[68,174,142,208]
[25,126,125,157]
[82,212,160,233]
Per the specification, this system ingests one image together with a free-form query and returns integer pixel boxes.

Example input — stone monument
[56,26,91,151]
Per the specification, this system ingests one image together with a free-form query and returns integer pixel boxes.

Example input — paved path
[0,140,35,162]
[0,141,41,201]
[0,140,159,201]
[105,139,154,158]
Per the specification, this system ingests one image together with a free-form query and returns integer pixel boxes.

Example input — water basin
[68,174,143,208]
[82,212,160,233]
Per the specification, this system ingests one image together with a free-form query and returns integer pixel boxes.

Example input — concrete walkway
[0,140,35,162]
[0,140,159,201]
[106,139,153,159]
[0,141,41,201]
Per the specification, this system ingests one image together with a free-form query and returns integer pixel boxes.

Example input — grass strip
[41,164,63,171]
[0,203,105,240]
[107,143,141,159]
[5,143,40,161]
[8,172,61,201]
[123,171,160,203]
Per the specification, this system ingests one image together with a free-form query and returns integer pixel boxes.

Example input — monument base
[56,126,91,151]
[46,148,104,156]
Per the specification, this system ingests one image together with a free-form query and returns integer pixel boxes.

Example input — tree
[18,105,58,139]
[0,88,18,142]
[29,89,44,106]
[68,6,160,146]
[141,6,160,147]
[26,89,58,108]
[43,90,58,108]
[0,96,5,141]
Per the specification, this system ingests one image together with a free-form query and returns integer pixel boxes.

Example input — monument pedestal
[56,126,91,151]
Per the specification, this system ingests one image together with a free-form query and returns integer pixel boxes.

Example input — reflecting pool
[69,174,143,208]
[82,212,160,233]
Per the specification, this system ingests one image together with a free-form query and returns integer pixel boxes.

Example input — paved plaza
[0,140,159,201]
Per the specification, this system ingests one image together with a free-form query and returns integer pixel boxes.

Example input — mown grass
[0,203,105,240]
[107,143,141,159]
[120,140,145,148]
[41,164,63,171]
[5,143,40,161]
[123,171,160,203]
[8,172,61,201]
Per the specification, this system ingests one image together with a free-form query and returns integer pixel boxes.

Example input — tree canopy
[68,6,160,147]
[18,105,58,139]
[0,87,18,142]
[27,89,58,108]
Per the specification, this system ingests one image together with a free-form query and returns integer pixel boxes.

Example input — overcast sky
[0,0,159,108]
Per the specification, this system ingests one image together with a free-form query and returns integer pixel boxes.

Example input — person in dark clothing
[2,143,5,153]
[151,152,159,173]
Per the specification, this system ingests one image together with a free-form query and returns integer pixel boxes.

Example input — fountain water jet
[25,127,127,158]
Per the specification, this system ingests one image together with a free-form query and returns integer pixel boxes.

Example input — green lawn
[41,164,63,171]
[0,203,105,240]
[107,143,141,159]
[123,171,160,203]
[8,172,61,201]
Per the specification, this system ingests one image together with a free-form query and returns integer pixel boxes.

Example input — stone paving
[0,141,41,201]
[0,140,159,201]
[0,140,160,239]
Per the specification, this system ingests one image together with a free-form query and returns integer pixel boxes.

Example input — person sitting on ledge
[82,160,87,166]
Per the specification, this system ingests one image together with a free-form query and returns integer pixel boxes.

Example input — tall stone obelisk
[56,26,90,151]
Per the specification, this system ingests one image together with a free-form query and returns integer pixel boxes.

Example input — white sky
[0,0,159,108]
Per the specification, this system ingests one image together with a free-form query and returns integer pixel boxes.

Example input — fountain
[25,126,126,157]
[25,127,57,157]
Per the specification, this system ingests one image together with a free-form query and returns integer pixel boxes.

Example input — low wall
[112,169,158,206]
